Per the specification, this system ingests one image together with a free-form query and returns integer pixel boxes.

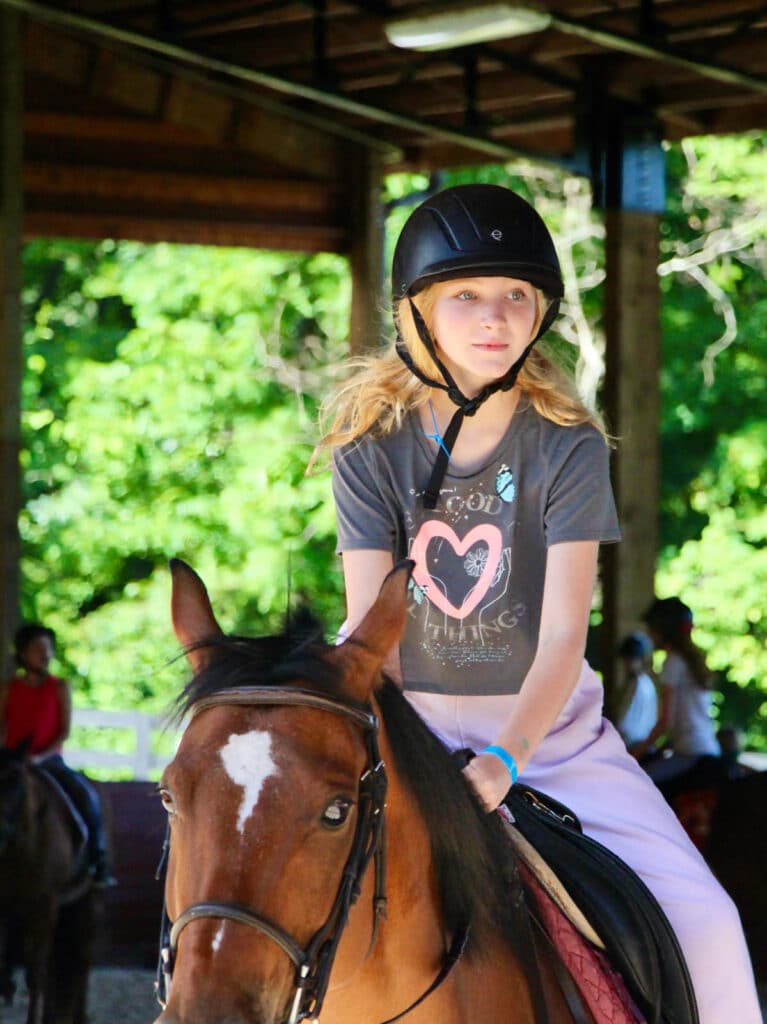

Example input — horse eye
[321,798,352,829]
[158,787,176,818]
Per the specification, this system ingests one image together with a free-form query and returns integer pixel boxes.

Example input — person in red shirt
[0,624,114,886]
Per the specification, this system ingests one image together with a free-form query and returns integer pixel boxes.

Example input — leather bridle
[155,685,388,1024]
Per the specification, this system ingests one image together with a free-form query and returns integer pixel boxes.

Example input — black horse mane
[175,613,526,954]
[0,748,24,772]
[174,607,340,718]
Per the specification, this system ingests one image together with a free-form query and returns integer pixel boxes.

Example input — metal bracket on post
[574,87,665,213]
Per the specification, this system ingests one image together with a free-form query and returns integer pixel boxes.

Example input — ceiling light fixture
[385,4,552,51]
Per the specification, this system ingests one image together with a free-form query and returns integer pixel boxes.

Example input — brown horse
[154,559,603,1024]
[0,746,96,1024]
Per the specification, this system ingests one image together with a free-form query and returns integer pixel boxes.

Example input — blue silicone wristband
[483,744,519,785]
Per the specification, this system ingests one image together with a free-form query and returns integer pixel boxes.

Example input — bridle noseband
[155,686,388,1024]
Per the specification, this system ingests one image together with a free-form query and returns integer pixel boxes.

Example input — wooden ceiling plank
[24,19,93,85]
[199,17,389,70]
[24,109,223,146]
[174,0,373,36]
[345,71,567,122]
[23,209,348,252]
[234,106,343,179]
[179,5,316,39]
[163,76,236,143]
[661,89,767,116]
[90,46,166,115]
[333,55,573,98]
[24,161,342,213]
[24,105,345,180]
[705,100,767,133]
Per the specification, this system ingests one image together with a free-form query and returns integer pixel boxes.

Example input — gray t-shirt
[332,400,621,696]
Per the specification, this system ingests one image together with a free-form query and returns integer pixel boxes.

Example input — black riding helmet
[391,184,564,508]
[392,183,564,336]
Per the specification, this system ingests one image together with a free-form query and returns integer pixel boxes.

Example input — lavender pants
[406,661,762,1024]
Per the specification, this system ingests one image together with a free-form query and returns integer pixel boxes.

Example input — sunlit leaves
[20,242,349,709]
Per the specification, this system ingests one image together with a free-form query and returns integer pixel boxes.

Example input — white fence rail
[67,709,767,781]
[68,709,182,780]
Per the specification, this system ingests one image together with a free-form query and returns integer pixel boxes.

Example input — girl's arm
[341,548,402,683]
[631,683,674,758]
[464,539,599,810]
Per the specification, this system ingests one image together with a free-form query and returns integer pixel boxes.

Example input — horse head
[155,559,411,1024]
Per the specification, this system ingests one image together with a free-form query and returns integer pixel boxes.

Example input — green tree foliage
[21,242,349,710]
[655,134,767,746]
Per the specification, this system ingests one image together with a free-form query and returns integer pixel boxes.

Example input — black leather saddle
[505,784,699,1024]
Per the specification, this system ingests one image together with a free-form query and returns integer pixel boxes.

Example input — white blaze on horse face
[212,924,224,954]
[219,730,277,834]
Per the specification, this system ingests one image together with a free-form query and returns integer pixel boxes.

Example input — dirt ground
[0,968,157,1024]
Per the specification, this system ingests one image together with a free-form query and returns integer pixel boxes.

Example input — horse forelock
[0,747,25,773]
[174,629,346,722]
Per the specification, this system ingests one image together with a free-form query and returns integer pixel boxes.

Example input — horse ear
[333,560,413,701]
[170,559,224,673]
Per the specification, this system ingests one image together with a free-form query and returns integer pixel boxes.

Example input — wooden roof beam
[24,161,343,214]
[23,209,348,251]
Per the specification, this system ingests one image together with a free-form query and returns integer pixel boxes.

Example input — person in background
[613,632,658,750]
[716,725,754,779]
[634,597,720,783]
[0,623,115,886]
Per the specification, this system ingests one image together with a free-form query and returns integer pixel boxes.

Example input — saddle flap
[503,786,699,1024]
[500,813,604,950]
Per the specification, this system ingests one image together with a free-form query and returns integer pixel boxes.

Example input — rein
[155,685,468,1023]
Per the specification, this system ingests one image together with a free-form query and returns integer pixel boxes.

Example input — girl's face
[20,634,54,675]
[429,276,540,396]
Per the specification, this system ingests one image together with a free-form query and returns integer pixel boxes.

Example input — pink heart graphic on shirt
[411,521,503,620]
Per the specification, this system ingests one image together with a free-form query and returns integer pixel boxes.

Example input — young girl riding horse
[0,624,114,886]
[319,184,760,1023]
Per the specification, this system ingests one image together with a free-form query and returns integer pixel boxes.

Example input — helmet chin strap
[396,298,536,510]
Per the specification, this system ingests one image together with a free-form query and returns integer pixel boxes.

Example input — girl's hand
[463,753,513,812]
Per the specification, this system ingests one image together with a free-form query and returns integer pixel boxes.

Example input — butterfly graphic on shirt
[496,465,516,503]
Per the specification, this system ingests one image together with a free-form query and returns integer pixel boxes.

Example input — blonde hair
[315,282,606,457]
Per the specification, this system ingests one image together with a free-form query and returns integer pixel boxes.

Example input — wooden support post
[601,208,661,700]
[0,11,24,678]
[348,147,385,355]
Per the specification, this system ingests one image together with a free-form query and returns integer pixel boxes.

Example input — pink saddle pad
[520,864,645,1024]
